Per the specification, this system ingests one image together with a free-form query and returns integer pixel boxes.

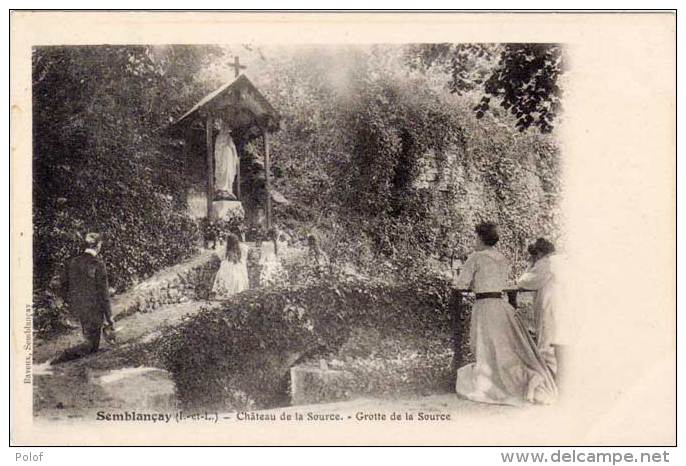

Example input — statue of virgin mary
[214,124,240,201]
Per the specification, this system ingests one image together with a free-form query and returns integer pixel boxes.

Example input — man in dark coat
[51,233,114,365]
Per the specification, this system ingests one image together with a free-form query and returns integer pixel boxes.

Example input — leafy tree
[32,45,225,335]
[408,43,564,132]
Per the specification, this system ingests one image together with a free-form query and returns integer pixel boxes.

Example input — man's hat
[85,232,102,247]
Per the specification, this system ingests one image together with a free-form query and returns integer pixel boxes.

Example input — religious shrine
[168,57,282,233]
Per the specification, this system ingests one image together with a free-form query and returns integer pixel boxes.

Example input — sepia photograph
[30,41,565,417]
[10,11,676,447]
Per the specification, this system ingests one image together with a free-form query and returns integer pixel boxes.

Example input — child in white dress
[212,233,249,298]
[258,236,287,287]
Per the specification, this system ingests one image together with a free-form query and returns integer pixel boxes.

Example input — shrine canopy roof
[169,74,280,139]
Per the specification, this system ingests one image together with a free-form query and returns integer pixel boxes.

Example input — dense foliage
[32,44,562,337]
[154,273,463,409]
[408,43,565,132]
[32,44,563,409]
[32,45,225,334]
[253,46,562,280]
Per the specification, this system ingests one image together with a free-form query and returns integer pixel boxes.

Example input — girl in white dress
[454,222,557,406]
[258,234,287,287]
[212,233,249,298]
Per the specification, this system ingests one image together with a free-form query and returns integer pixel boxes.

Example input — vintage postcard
[10,11,676,446]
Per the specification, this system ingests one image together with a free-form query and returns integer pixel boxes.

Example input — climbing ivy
[257,45,562,281]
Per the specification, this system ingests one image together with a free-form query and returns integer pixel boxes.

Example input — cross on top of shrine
[229,56,247,78]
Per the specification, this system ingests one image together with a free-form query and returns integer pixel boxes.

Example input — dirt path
[34,300,222,363]
[33,300,220,420]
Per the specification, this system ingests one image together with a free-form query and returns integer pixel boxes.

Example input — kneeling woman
[454,222,557,406]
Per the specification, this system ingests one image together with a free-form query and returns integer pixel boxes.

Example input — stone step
[90,367,178,411]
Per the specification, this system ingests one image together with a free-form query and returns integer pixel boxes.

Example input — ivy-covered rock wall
[251,46,562,282]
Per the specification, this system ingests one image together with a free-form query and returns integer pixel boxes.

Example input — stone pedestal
[212,200,244,220]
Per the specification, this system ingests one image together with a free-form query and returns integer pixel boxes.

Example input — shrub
[32,195,201,337]
[153,273,466,410]
[200,211,244,245]
[326,327,455,398]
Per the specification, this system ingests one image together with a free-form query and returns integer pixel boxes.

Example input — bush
[32,288,72,337]
[32,194,201,337]
[200,211,244,245]
[153,272,466,410]
[325,327,455,398]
